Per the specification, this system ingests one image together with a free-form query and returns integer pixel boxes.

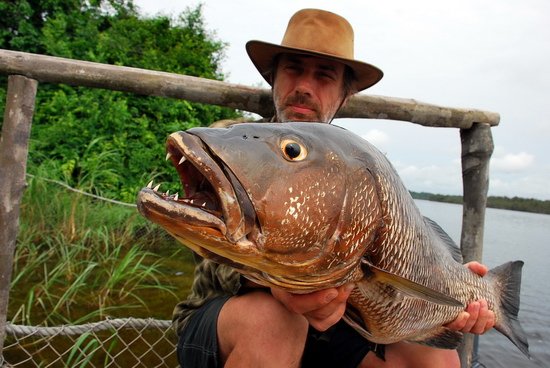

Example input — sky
[133,0,550,200]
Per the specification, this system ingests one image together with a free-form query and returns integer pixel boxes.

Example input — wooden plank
[0,49,500,128]
[0,75,38,355]
[342,94,500,129]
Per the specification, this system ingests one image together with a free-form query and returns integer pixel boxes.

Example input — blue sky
[134,0,550,200]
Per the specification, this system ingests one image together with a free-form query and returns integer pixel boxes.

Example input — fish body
[137,122,529,356]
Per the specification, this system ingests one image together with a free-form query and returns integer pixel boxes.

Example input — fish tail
[489,260,530,358]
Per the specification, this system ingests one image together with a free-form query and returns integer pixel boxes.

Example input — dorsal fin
[423,216,463,263]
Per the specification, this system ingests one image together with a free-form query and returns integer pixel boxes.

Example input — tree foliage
[1,0,239,202]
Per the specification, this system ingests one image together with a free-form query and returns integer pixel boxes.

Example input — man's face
[272,54,347,123]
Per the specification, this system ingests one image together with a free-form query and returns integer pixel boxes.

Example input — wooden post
[458,123,494,367]
[0,75,38,357]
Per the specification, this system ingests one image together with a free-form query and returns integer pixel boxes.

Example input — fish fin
[412,327,463,350]
[342,310,386,362]
[361,260,464,307]
[342,307,373,340]
[423,216,463,263]
[488,261,531,358]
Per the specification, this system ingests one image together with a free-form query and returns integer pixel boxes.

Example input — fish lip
[168,131,251,242]
[136,188,227,233]
[138,131,253,242]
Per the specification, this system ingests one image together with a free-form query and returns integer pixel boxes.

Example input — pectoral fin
[361,259,464,307]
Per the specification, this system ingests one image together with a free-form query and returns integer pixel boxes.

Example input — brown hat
[246,8,383,92]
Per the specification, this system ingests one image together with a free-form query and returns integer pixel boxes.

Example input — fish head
[137,122,383,291]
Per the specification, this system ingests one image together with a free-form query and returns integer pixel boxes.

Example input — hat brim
[246,40,383,92]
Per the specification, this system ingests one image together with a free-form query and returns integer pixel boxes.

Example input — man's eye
[318,72,336,81]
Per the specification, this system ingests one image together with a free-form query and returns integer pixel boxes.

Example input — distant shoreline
[410,192,550,215]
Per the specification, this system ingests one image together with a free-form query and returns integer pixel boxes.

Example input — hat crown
[245,8,383,91]
[281,9,354,60]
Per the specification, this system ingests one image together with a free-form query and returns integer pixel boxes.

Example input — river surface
[415,199,549,367]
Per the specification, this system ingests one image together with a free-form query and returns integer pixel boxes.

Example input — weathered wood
[0,75,38,355]
[0,48,274,116]
[0,49,500,128]
[341,95,500,129]
[458,123,494,367]
[460,123,493,261]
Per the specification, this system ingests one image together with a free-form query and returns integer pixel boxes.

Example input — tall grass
[9,171,196,327]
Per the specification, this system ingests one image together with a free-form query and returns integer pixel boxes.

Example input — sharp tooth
[147,180,154,188]
[190,199,194,204]
[166,152,172,161]
[174,193,179,201]
[178,156,186,165]
[164,190,170,196]
[153,184,161,192]
[202,202,207,207]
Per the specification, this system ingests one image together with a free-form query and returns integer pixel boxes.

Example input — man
[175,9,495,368]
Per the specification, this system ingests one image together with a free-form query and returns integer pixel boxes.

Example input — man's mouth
[288,104,315,115]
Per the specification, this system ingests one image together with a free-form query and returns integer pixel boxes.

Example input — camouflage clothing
[172,259,242,334]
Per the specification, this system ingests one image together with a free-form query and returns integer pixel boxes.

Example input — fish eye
[280,139,308,161]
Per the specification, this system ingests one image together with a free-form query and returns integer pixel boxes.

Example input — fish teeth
[164,190,170,196]
[174,193,179,201]
[153,184,161,192]
[178,156,186,165]
[166,152,172,161]
[147,180,154,189]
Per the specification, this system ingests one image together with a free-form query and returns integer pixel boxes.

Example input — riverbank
[411,191,550,215]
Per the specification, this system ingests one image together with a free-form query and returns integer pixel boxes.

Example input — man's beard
[274,92,327,123]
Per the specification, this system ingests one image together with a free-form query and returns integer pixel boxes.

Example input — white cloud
[489,175,550,200]
[361,129,390,147]
[394,162,462,195]
[491,152,535,172]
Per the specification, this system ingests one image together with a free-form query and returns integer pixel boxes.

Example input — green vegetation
[411,191,550,215]
[1,0,239,202]
[9,174,195,326]
[2,0,223,327]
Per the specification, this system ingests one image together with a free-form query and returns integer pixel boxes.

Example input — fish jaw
[136,130,262,260]
[166,131,251,242]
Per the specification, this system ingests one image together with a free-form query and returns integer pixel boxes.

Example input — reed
[8,171,193,326]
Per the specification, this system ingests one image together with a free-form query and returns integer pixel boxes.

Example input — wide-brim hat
[246,8,383,92]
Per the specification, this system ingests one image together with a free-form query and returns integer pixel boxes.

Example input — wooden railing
[0,48,497,367]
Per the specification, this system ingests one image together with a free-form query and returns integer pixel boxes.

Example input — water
[415,199,550,367]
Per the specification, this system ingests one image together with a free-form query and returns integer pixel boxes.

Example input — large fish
[137,122,529,356]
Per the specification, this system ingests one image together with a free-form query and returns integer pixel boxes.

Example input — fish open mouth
[137,131,257,244]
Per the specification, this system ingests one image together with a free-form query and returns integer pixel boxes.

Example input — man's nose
[293,74,315,96]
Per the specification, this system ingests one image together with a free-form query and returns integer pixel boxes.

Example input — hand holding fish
[444,262,496,334]
[271,283,356,331]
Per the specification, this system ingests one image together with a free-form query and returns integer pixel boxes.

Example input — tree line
[411,192,550,215]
